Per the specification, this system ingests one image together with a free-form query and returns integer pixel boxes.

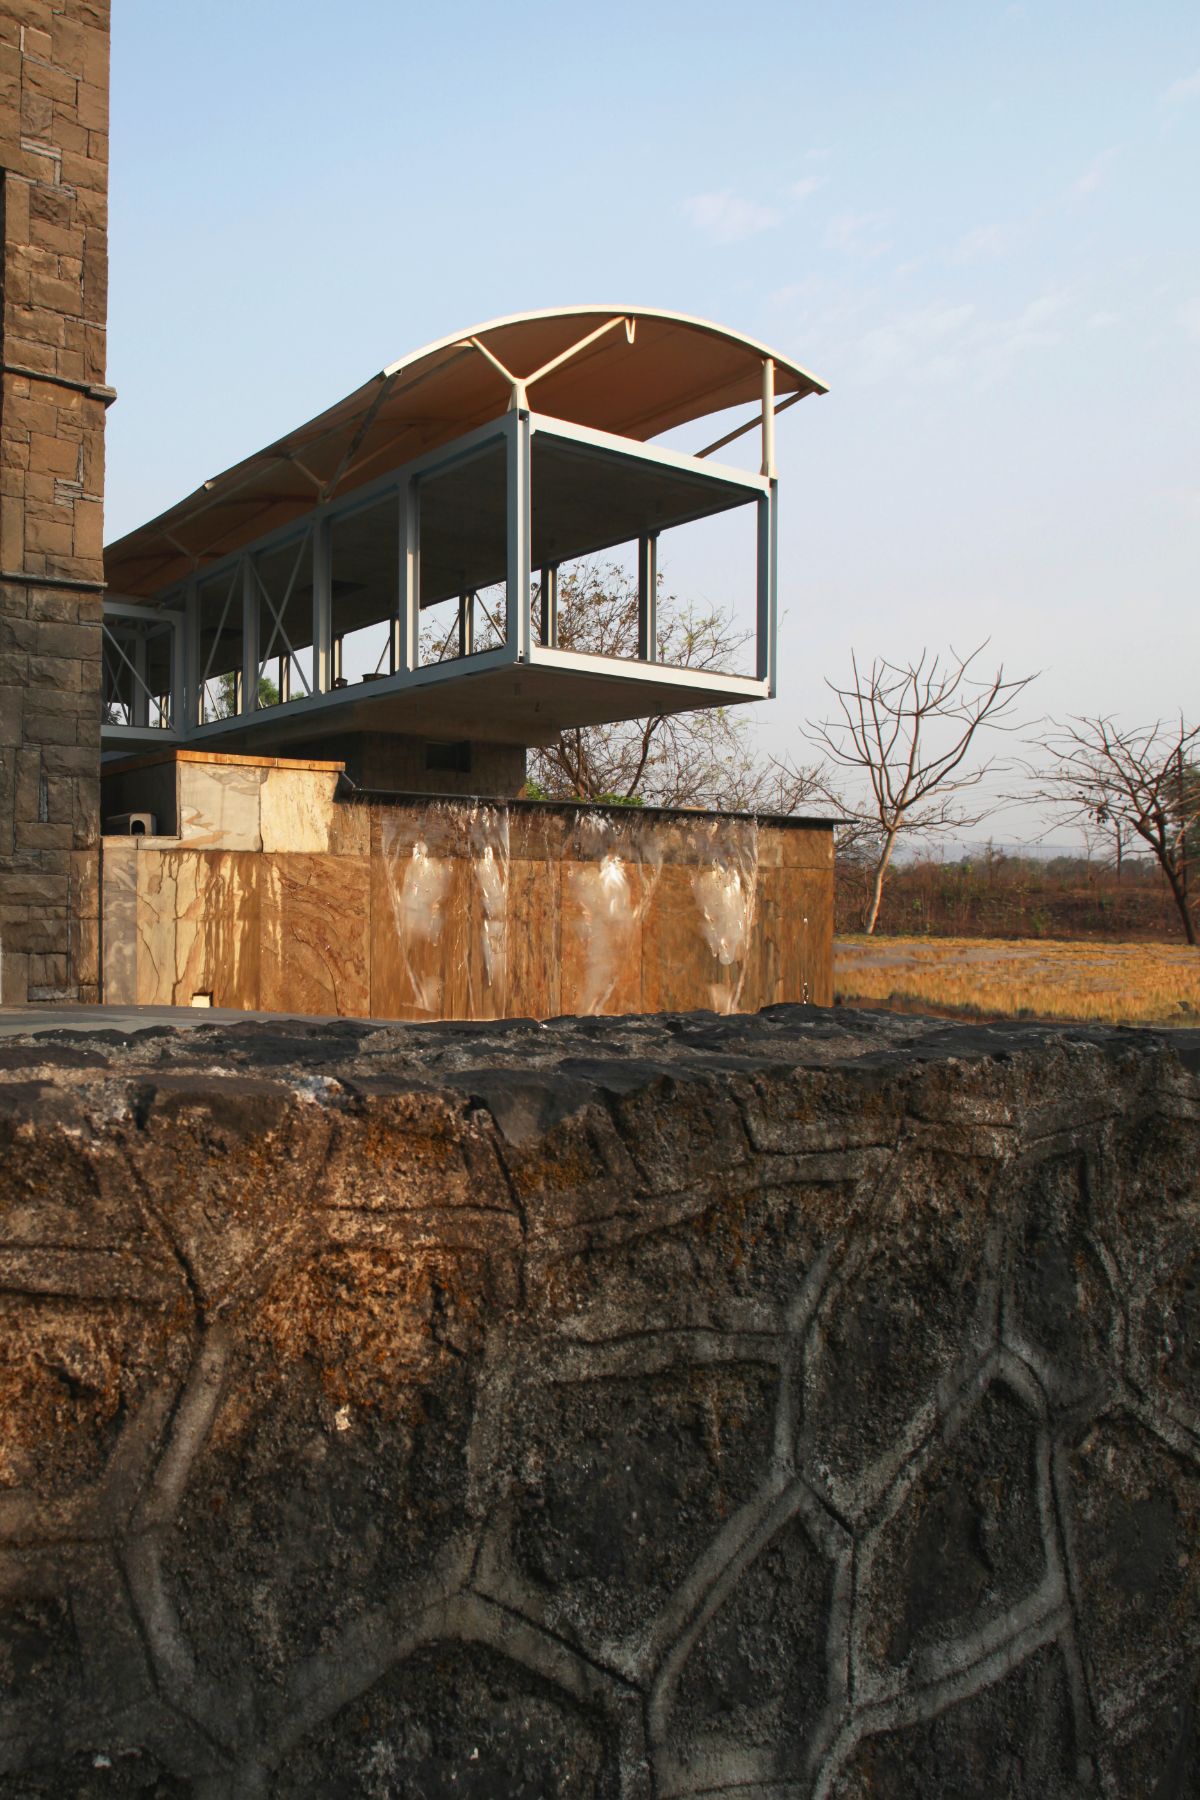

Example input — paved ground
[0,1003,363,1037]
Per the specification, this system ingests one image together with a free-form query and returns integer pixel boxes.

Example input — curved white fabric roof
[106,305,827,599]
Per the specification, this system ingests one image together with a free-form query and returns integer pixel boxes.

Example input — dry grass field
[835,935,1200,1027]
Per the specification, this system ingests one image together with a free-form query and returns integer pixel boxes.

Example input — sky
[105,2,1200,845]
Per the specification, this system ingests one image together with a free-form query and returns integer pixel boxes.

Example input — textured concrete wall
[307,731,528,801]
[0,0,109,1002]
[0,1008,1197,1796]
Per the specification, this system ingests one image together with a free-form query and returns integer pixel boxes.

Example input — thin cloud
[682,190,780,245]
[1179,297,1200,341]
[950,223,1018,264]
[1074,148,1118,194]
[1164,67,1200,104]
[850,290,1071,387]
[791,175,825,202]
[824,211,891,256]
[1085,310,1121,330]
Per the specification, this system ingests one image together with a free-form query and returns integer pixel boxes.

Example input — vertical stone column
[0,2,110,1002]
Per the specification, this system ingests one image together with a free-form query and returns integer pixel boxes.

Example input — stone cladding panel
[0,0,109,1001]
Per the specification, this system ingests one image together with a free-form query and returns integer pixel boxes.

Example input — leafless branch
[1023,715,1200,945]
[526,561,825,812]
[801,642,1038,932]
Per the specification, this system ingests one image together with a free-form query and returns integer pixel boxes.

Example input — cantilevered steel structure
[101,306,826,761]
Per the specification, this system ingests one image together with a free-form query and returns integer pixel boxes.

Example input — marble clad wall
[101,776,833,1017]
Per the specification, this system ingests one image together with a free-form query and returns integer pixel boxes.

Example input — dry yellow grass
[835,935,1200,1028]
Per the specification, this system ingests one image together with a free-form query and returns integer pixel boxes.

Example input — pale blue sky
[106,2,1200,835]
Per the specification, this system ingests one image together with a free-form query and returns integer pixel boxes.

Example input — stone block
[59,148,106,193]
[18,708,74,746]
[27,950,68,990]
[14,817,73,852]
[21,22,53,59]
[26,652,80,690]
[101,837,136,1004]
[68,913,98,986]
[3,910,67,953]
[75,78,107,130]
[72,493,102,557]
[80,22,107,88]
[28,269,82,317]
[28,588,84,622]
[69,845,100,917]
[0,946,28,1001]
[51,13,85,69]
[21,682,81,715]
[24,513,74,558]
[43,742,97,776]
[27,430,79,477]
[260,765,338,853]
[13,744,42,821]
[20,85,53,137]
[0,864,66,907]
[0,493,24,565]
[40,606,101,655]
[0,683,22,745]
[177,761,264,850]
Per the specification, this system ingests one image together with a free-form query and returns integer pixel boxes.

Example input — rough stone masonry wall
[0,1007,1198,1797]
[0,0,109,1002]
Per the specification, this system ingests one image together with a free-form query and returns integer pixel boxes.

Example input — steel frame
[101,404,778,748]
[101,600,180,738]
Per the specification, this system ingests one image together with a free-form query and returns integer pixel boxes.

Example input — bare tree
[801,644,1037,933]
[1026,715,1200,946]
[526,561,821,812]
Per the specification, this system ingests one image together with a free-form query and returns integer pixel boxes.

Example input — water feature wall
[100,753,833,1017]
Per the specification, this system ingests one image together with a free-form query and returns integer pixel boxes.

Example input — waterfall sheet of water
[566,811,665,1014]
[381,803,510,1016]
[379,802,764,1018]
[687,817,760,1013]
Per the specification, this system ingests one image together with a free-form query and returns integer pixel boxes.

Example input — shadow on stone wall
[0,1007,1197,1797]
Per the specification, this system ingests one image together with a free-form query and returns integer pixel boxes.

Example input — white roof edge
[377,302,828,395]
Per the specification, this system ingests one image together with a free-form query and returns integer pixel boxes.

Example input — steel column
[312,514,332,694]
[638,534,658,662]
[506,410,532,661]
[395,478,420,673]
[183,579,199,733]
[170,600,188,736]
[241,557,258,715]
[458,591,475,658]
[761,357,776,480]
[130,630,149,728]
[540,565,558,647]
[756,481,778,693]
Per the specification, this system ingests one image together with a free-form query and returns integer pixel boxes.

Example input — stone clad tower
[0,0,109,1002]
